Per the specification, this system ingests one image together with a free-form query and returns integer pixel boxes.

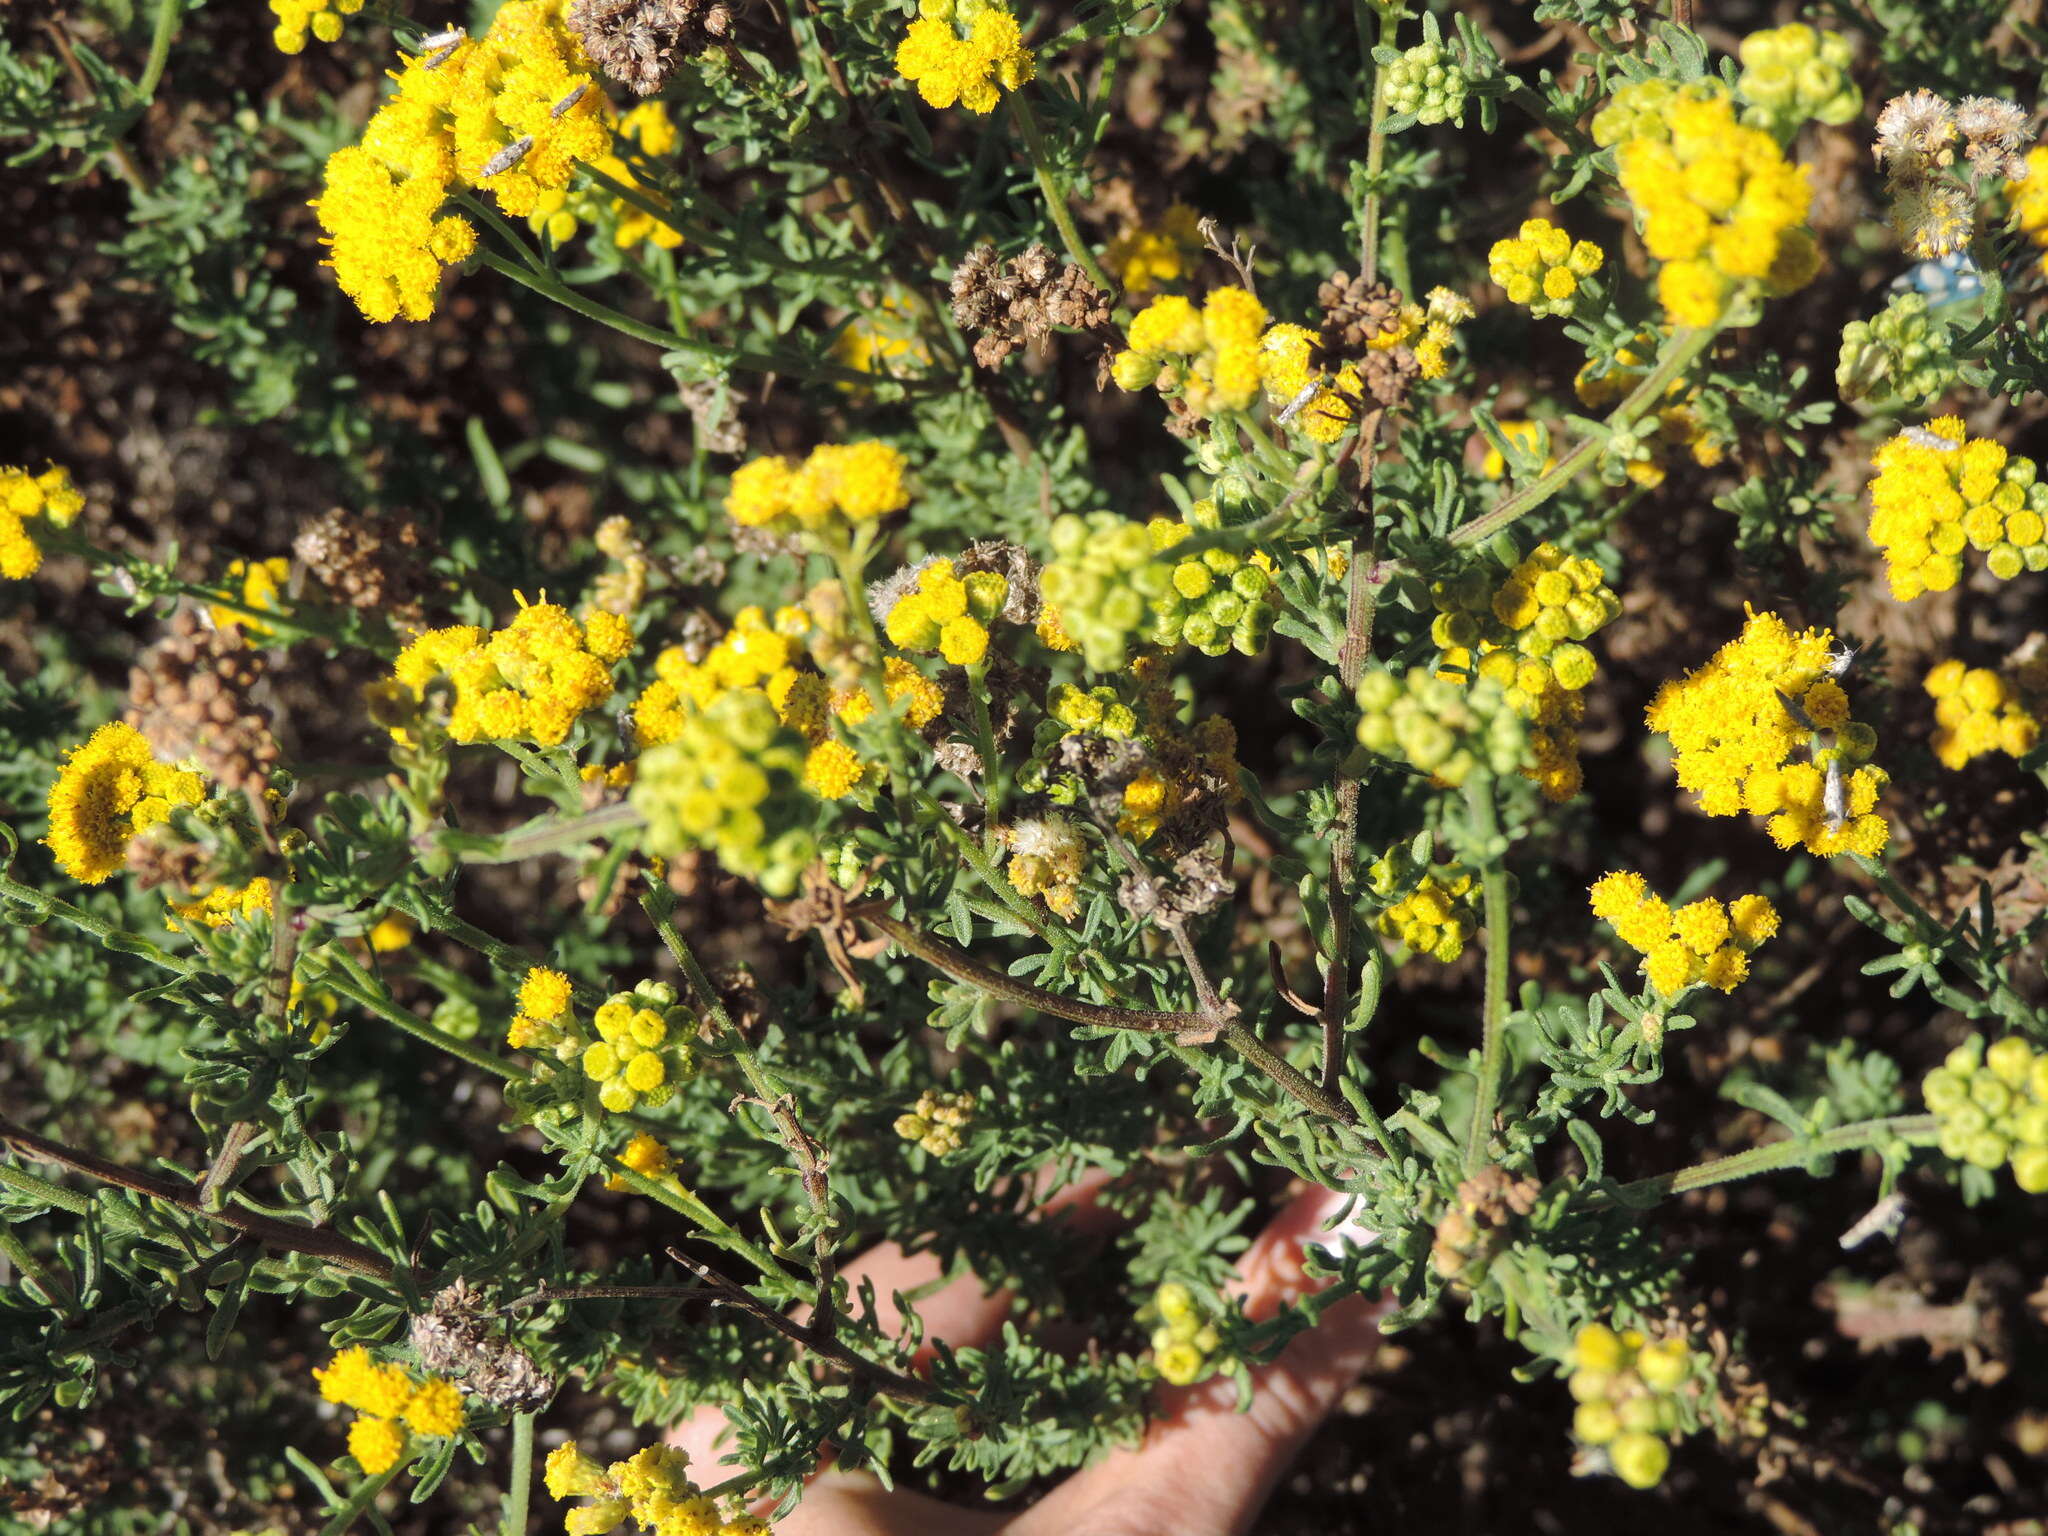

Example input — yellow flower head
[896,0,1036,114]
[45,722,207,885]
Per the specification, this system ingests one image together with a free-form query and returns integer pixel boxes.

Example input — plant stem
[433,800,645,866]
[317,949,523,1082]
[1851,853,2034,1024]
[1356,0,1405,282]
[0,868,196,975]
[134,0,182,100]
[1613,1115,1941,1204]
[1439,324,1718,555]
[1462,774,1512,1176]
[502,1411,534,1536]
[0,1218,79,1318]
[964,660,1002,846]
[1009,95,1114,294]
[473,251,883,388]
[316,1464,402,1536]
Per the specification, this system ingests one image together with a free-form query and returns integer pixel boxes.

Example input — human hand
[666,1185,1389,1536]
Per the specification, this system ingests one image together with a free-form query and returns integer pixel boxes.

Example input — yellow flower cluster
[1041,661,1241,843]
[1599,80,1819,328]
[313,2,607,321]
[1148,1282,1223,1388]
[1479,420,1553,480]
[46,722,205,885]
[894,0,1035,114]
[633,606,899,801]
[507,970,696,1113]
[532,101,685,251]
[1588,872,1779,996]
[894,1088,976,1155]
[1924,657,2045,768]
[606,1130,685,1194]
[1369,859,1478,962]
[1867,417,2048,598]
[1568,1323,1698,1490]
[2011,148,2048,279]
[1488,219,1604,319]
[545,1441,770,1536]
[1923,1036,2048,1192]
[1574,334,1729,487]
[389,600,629,748]
[166,877,275,932]
[1105,204,1203,296]
[1430,544,1621,803]
[270,0,362,53]
[883,558,1008,668]
[831,292,936,380]
[582,983,694,1113]
[723,441,911,536]
[314,1347,465,1477]
[1112,287,1271,421]
[211,556,292,637]
[1000,813,1086,919]
[1,463,85,580]
[1644,609,1889,858]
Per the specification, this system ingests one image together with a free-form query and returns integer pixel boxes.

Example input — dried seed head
[948,242,1112,370]
[567,0,732,96]
[126,610,279,799]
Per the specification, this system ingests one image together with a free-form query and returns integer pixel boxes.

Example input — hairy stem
[1462,774,1512,1175]
[502,1411,534,1536]
[1010,95,1114,294]
[1356,0,1406,282]
[1614,1115,1941,1204]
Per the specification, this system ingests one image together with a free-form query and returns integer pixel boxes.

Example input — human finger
[1010,1185,1389,1536]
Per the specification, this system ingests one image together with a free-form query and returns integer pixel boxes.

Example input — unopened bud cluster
[1568,1323,1701,1489]
[632,690,818,897]
[894,1088,976,1155]
[1924,1037,2048,1192]
[1382,39,1468,127]
[1040,508,1274,672]
[508,970,698,1114]
[1835,293,1962,409]
[1734,23,1860,138]
[1356,668,1527,788]
[1148,1282,1224,1387]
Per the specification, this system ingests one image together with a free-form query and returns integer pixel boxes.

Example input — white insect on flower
[417,27,465,68]
[1275,379,1321,426]
[1839,1192,1909,1251]
[1822,756,1849,829]
[1825,643,1860,679]
[481,136,536,178]
[552,82,590,119]
[1901,424,1962,452]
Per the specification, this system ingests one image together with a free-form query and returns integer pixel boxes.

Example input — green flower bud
[1609,1431,1671,1489]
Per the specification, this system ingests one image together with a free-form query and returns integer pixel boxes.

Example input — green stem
[1009,95,1114,294]
[964,660,1002,846]
[435,800,645,866]
[1357,0,1405,282]
[0,869,196,975]
[473,251,884,389]
[1462,774,1511,1176]
[1851,853,2034,1025]
[1612,1115,1941,1204]
[317,950,522,1081]
[455,192,549,275]
[0,1162,98,1221]
[0,1203,82,1316]
[502,1411,534,1536]
[133,0,182,100]
[1440,324,1717,555]
[316,1464,403,1536]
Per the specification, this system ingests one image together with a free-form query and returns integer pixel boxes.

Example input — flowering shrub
[5,0,2048,1532]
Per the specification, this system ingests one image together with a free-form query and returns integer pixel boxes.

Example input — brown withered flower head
[293,506,435,624]
[949,242,1113,369]
[567,0,730,96]
[126,610,279,800]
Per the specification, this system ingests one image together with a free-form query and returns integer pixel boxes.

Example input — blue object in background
[1889,250,1985,307]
